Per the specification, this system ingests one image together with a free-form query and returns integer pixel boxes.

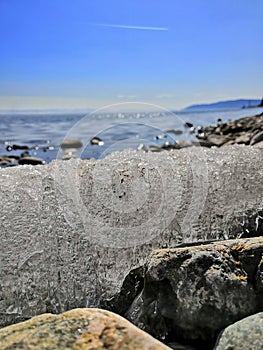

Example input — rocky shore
[196,111,263,148]
[0,112,262,349]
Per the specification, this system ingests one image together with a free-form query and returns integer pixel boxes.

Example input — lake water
[1,107,262,163]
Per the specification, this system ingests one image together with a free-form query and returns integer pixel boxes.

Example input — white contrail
[94,23,168,31]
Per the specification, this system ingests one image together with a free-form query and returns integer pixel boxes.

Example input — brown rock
[0,308,170,350]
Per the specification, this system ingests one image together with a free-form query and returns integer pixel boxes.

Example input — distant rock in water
[6,144,30,151]
[60,139,83,150]
[90,136,104,146]
[18,157,46,165]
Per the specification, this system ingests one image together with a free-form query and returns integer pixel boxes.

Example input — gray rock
[207,134,230,146]
[254,140,263,148]
[250,130,263,145]
[214,312,263,350]
[0,146,263,327]
[125,237,263,343]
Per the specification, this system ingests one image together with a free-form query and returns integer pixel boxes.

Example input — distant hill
[184,99,261,111]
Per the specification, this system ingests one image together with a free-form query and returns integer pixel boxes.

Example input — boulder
[125,237,263,344]
[0,308,170,350]
[0,146,263,327]
[215,312,263,350]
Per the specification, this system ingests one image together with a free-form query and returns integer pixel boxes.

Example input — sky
[0,0,262,110]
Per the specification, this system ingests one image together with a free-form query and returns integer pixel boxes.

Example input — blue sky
[0,0,262,110]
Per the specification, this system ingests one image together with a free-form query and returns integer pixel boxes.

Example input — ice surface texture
[0,145,262,326]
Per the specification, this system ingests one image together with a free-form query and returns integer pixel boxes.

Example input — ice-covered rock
[0,145,262,327]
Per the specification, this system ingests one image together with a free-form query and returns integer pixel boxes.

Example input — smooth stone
[125,237,263,344]
[215,312,263,350]
[60,139,83,149]
[0,308,170,350]
[18,157,46,165]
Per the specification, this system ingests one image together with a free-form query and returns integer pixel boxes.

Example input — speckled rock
[214,312,263,350]
[0,308,170,350]
[125,237,263,344]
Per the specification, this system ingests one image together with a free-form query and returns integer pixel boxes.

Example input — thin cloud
[117,94,137,99]
[94,23,168,31]
[156,93,175,99]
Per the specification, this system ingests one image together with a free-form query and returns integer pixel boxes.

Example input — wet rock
[125,237,263,344]
[0,308,170,350]
[18,157,46,165]
[184,122,194,128]
[215,312,263,350]
[60,139,83,149]
[1,154,20,161]
[90,137,104,146]
[6,144,30,151]
[0,155,19,167]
